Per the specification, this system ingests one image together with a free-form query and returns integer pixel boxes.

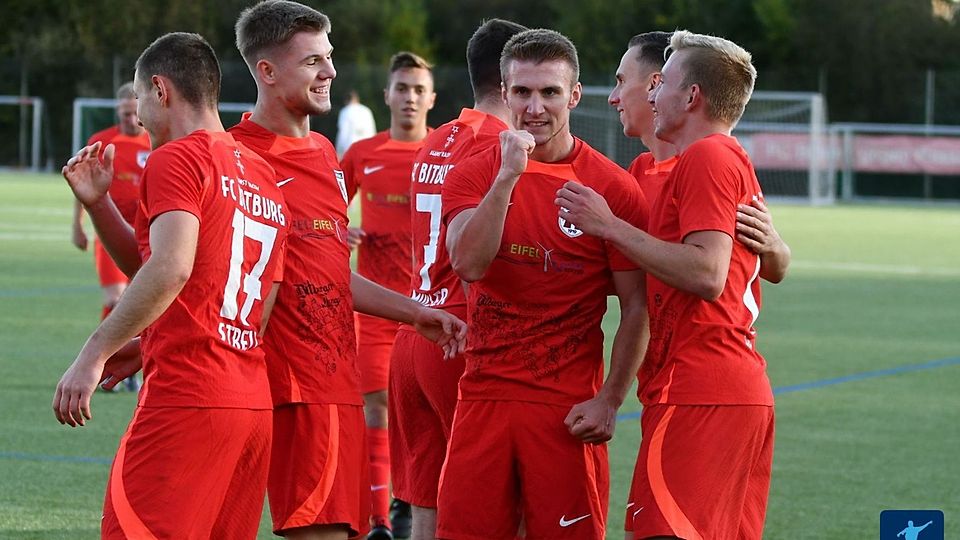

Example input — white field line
[792,260,960,277]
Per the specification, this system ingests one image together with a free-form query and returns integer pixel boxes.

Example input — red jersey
[134,130,287,409]
[410,109,507,318]
[627,152,677,207]
[88,126,151,225]
[442,138,649,405]
[639,134,773,406]
[341,131,422,294]
[230,118,362,406]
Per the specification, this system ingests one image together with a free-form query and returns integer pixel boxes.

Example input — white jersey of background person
[336,90,376,157]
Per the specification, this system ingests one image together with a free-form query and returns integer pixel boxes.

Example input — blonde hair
[667,30,756,125]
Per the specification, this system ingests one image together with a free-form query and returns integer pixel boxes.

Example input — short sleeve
[674,141,742,239]
[341,144,359,201]
[140,143,207,225]
[441,146,498,226]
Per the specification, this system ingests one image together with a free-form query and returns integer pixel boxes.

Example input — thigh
[514,402,608,540]
[626,405,774,540]
[102,407,270,540]
[436,400,521,540]
[356,313,398,394]
[269,403,370,538]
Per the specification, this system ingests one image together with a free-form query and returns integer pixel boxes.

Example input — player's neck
[473,96,510,124]
[642,134,676,163]
[249,101,312,138]
[390,123,428,143]
[530,131,575,164]
[169,107,224,140]
[672,118,732,154]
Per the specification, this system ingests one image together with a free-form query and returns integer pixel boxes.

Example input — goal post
[72,98,256,152]
[0,95,44,171]
[571,88,834,205]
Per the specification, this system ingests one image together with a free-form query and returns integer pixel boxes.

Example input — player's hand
[564,394,618,444]
[411,307,468,360]
[497,130,535,182]
[346,227,366,250]
[62,142,115,207]
[71,223,89,251]
[736,197,785,255]
[555,182,617,239]
[100,338,143,391]
[52,352,107,427]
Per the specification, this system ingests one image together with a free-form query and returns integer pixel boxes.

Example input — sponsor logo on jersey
[363,164,385,175]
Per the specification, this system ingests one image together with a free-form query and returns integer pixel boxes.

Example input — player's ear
[568,81,582,110]
[256,59,276,86]
[151,76,169,107]
[686,83,700,110]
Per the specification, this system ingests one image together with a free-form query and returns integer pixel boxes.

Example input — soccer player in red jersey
[340,51,436,537]
[437,29,650,540]
[610,31,791,283]
[54,32,288,539]
[231,3,465,540]
[391,19,526,540]
[558,30,777,540]
[70,83,151,323]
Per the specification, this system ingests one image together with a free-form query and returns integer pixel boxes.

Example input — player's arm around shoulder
[446,130,534,282]
[736,197,791,283]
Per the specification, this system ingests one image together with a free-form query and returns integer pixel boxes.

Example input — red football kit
[87,126,151,286]
[627,151,677,208]
[341,131,421,394]
[102,130,288,539]
[389,109,506,508]
[626,134,775,540]
[229,118,369,537]
[436,137,648,540]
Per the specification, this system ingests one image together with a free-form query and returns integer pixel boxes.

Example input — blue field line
[0,285,99,298]
[3,356,958,466]
[614,355,960,423]
[0,451,112,465]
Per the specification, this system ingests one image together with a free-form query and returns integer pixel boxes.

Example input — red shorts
[101,406,271,540]
[269,403,370,537]
[625,404,775,540]
[94,237,129,288]
[436,400,608,540]
[356,312,399,394]
[388,326,465,507]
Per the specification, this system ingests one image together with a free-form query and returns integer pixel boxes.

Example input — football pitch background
[0,172,957,539]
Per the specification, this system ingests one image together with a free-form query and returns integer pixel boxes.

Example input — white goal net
[571,88,833,205]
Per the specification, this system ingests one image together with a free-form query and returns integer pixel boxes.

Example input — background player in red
[558,30,776,540]
[69,82,151,392]
[390,19,526,540]
[341,51,436,538]
[231,3,465,540]
[54,32,288,538]
[610,31,791,283]
[438,29,649,539]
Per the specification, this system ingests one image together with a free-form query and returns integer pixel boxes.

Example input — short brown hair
[235,0,331,69]
[500,29,579,87]
[628,31,672,70]
[668,30,756,125]
[389,51,433,74]
[135,33,220,110]
[467,19,527,100]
